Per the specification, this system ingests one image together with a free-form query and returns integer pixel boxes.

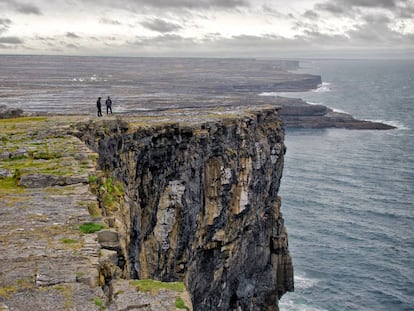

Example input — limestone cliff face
[77,108,293,310]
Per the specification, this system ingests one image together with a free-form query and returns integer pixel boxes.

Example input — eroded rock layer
[77,107,293,310]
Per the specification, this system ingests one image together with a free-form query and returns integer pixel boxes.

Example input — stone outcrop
[76,106,293,310]
[0,105,23,119]
[273,97,396,129]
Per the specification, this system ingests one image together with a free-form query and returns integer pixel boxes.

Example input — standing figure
[105,96,112,115]
[97,97,102,117]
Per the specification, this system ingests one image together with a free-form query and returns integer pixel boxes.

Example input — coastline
[0,56,395,130]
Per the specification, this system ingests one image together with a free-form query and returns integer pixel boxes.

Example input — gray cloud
[16,3,41,14]
[0,36,23,44]
[315,0,413,16]
[0,0,41,14]
[134,34,195,46]
[303,10,319,19]
[346,14,403,43]
[80,0,248,10]
[99,17,122,25]
[66,43,79,49]
[0,17,12,34]
[66,32,80,38]
[141,18,183,33]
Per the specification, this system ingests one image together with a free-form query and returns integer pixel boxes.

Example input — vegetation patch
[0,286,17,299]
[175,297,190,310]
[0,116,47,124]
[79,222,106,234]
[130,279,185,294]
[60,238,78,244]
[93,298,106,310]
[0,177,24,192]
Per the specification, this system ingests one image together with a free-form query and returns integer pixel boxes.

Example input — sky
[0,0,413,58]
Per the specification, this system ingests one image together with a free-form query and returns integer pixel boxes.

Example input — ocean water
[278,60,414,311]
[1,56,413,310]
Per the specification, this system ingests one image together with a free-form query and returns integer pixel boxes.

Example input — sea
[274,59,414,311]
[1,56,413,310]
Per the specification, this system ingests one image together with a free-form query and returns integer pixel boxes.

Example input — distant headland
[0,56,395,129]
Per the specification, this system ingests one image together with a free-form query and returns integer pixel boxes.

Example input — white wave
[279,274,327,311]
[294,274,319,290]
[306,102,349,114]
[279,298,327,311]
[313,82,331,93]
[259,92,279,96]
[331,108,348,114]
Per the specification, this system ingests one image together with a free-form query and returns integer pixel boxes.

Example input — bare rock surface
[0,116,106,310]
[0,116,193,310]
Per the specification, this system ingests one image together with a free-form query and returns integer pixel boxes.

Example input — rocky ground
[0,115,192,311]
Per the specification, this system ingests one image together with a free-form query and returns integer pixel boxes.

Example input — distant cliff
[76,107,293,310]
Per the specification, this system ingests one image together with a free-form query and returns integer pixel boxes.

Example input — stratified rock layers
[79,108,293,310]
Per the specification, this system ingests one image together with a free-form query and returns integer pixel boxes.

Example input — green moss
[88,175,97,183]
[0,286,17,298]
[175,297,189,310]
[130,279,185,293]
[0,177,24,193]
[79,222,106,234]
[0,116,47,124]
[60,238,78,244]
[94,298,105,310]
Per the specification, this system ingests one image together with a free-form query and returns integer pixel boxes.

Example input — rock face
[77,107,293,310]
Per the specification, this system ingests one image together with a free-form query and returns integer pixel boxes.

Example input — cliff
[1,106,292,310]
[76,106,293,310]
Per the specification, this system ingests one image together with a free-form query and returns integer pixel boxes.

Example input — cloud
[133,33,195,46]
[81,0,248,10]
[0,36,23,44]
[0,18,12,34]
[140,18,183,33]
[66,43,79,49]
[303,10,319,19]
[99,18,122,25]
[15,3,41,14]
[315,0,413,16]
[0,0,41,14]
[66,32,80,39]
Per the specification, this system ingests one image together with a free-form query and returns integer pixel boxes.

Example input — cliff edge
[76,106,293,310]
[0,105,292,310]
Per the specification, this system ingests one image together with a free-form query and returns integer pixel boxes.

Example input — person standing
[105,96,112,115]
[97,97,102,117]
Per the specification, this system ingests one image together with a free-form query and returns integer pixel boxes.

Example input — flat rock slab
[0,116,105,310]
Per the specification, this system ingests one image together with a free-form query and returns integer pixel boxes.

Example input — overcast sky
[0,0,413,58]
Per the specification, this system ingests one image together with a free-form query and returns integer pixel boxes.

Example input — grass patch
[0,177,25,193]
[60,238,78,244]
[94,298,105,310]
[0,286,17,299]
[79,222,106,234]
[130,279,185,294]
[86,202,101,217]
[175,297,189,310]
[0,116,47,124]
